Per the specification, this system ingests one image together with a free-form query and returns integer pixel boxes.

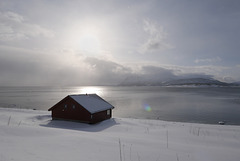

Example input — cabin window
[72,105,75,109]
[107,110,110,115]
[62,104,68,111]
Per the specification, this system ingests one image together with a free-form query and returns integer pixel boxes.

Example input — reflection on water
[0,86,240,125]
[74,86,104,96]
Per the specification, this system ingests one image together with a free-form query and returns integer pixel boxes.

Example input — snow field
[0,107,240,161]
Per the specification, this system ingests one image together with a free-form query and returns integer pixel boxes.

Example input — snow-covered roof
[69,94,114,114]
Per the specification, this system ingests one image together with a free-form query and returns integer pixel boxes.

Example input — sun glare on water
[78,86,103,95]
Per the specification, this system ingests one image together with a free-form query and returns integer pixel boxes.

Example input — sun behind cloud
[78,30,101,53]
[68,24,102,55]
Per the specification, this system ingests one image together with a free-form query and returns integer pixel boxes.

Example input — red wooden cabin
[48,94,114,124]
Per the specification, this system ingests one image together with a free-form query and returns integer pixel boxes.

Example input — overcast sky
[1,0,240,86]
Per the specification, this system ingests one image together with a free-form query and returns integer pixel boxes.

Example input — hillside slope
[0,108,240,161]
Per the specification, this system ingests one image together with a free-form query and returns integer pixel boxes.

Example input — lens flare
[144,104,152,112]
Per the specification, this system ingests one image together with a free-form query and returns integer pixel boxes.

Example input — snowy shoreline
[1,107,240,161]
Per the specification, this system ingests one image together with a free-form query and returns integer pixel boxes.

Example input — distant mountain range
[162,78,229,86]
[120,78,240,86]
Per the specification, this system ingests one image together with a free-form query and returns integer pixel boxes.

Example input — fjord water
[0,86,240,125]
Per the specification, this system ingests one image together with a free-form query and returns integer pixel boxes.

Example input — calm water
[0,86,240,125]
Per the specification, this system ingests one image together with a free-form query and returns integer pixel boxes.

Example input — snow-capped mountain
[232,81,240,86]
[162,78,229,86]
[120,77,236,86]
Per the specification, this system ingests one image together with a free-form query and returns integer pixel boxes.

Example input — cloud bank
[0,46,218,86]
[195,57,222,64]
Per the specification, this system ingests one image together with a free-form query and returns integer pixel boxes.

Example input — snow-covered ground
[0,107,240,161]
